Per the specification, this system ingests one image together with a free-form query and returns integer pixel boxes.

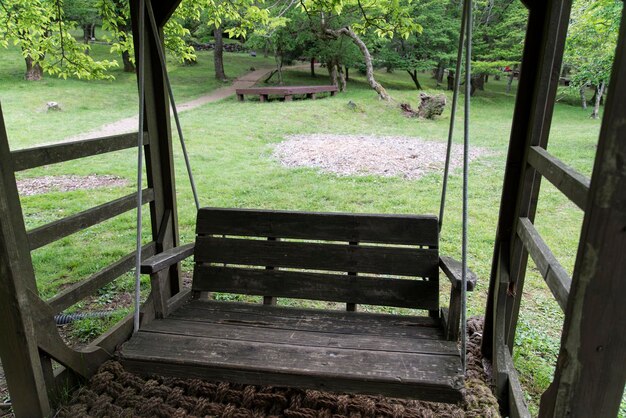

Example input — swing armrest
[439,256,477,291]
[140,243,195,274]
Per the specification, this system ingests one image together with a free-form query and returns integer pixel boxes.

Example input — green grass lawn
[0,44,274,149]
[1,45,622,415]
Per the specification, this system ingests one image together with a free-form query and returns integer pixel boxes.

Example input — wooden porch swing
[1,0,625,416]
[118,0,477,404]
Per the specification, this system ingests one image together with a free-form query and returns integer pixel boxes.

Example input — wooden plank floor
[120,300,464,403]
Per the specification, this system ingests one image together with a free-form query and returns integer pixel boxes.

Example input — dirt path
[65,67,274,142]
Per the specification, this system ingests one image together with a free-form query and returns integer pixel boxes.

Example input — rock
[250,51,257,57]
[417,93,446,119]
[47,101,61,111]
[346,101,364,113]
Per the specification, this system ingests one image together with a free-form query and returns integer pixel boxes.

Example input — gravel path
[274,134,490,179]
[63,67,275,142]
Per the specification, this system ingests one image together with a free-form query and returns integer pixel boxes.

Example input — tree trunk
[122,50,135,72]
[276,56,284,85]
[407,70,422,90]
[214,27,227,81]
[506,70,515,93]
[345,67,349,81]
[24,55,43,80]
[327,61,338,86]
[470,74,485,95]
[310,57,315,77]
[591,82,605,119]
[435,62,445,85]
[447,70,455,90]
[485,74,489,83]
[82,25,91,44]
[337,65,346,92]
[90,24,96,40]
[580,86,587,110]
[327,27,390,101]
[82,24,91,55]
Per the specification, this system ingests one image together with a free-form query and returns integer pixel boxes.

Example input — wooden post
[130,0,182,308]
[480,0,572,410]
[538,6,626,415]
[482,0,571,362]
[0,104,51,416]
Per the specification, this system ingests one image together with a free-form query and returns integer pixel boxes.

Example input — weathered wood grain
[27,188,154,250]
[193,266,438,309]
[439,256,478,291]
[196,208,439,246]
[170,300,442,339]
[11,132,148,172]
[140,318,458,355]
[516,218,570,311]
[140,242,194,274]
[539,6,626,415]
[527,146,590,210]
[120,317,462,403]
[505,350,531,418]
[195,236,438,277]
[0,103,51,416]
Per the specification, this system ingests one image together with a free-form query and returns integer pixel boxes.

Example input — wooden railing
[12,133,155,314]
[7,132,158,395]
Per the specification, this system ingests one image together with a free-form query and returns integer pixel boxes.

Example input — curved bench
[236,85,338,102]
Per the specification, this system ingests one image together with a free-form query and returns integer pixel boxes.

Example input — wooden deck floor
[119,300,464,403]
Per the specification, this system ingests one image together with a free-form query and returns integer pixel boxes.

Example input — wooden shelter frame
[0,0,624,416]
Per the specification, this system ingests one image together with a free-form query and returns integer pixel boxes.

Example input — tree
[565,0,622,118]
[99,0,196,73]
[0,0,117,80]
[64,0,100,47]
[179,0,272,81]
[378,0,459,89]
[299,0,421,101]
[472,0,526,94]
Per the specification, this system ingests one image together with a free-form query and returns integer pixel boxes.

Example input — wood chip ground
[16,175,128,196]
[273,135,490,180]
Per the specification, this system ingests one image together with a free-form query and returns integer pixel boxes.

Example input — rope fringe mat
[59,317,499,418]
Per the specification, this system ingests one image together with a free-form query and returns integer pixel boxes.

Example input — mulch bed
[16,175,127,196]
[58,317,500,417]
[273,135,490,180]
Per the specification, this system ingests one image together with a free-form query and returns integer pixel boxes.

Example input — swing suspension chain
[439,0,473,372]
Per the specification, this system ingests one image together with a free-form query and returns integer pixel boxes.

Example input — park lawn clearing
[274,134,490,179]
[1,45,618,414]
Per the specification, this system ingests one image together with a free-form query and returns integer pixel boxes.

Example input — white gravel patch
[17,175,128,196]
[273,134,489,179]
